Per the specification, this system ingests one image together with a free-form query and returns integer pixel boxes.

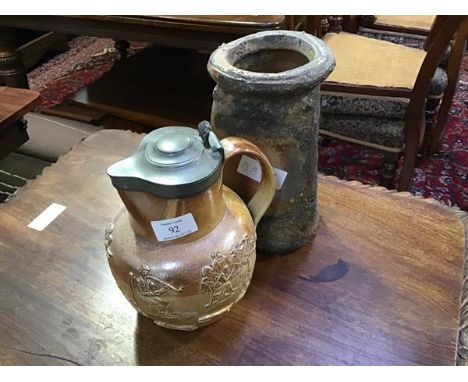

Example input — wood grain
[0,130,465,365]
[0,87,40,127]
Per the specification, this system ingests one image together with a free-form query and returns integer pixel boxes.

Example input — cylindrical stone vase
[208,30,335,254]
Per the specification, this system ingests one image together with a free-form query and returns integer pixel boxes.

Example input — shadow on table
[134,307,252,365]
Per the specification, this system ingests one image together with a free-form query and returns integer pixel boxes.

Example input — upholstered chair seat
[320,32,448,154]
[320,93,407,150]
[320,67,447,150]
[322,32,447,90]
[374,15,436,31]
[357,16,437,49]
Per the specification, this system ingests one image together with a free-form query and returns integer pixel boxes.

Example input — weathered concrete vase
[208,31,335,253]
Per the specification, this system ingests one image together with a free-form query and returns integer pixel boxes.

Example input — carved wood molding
[0,129,143,206]
[458,214,468,365]
[0,51,25,75]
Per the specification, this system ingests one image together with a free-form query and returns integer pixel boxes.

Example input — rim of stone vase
[207,30,336,94]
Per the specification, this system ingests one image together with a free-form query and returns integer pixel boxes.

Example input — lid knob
[156,133,192,154]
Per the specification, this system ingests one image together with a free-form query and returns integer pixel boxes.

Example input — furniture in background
[0,16,312,134]
[0,27,28,88]
[343,16,467,156]
[17,113,99,162]
[428,18,468,154]
[356,15,436,48]
[70,45,216,129]
[0,86,39,159]
[0,112,103,203]
[1,16,464,161]
[350,16,468,155]
[361,15,435,32]
[0,129,466,365]
[17,32,69,73]
[319,16,465,191]
[0,16,310,90]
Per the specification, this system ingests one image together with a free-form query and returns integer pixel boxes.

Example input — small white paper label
[151,213,199,241]
[273,167,288,190]
[28,203,67,231]
[237,155,288,190]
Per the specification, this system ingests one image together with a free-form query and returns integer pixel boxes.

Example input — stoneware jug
[208,30,335,254]
[104,121,276,331]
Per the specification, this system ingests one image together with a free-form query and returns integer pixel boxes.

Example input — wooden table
[0,130,466,365]
[0,86,40,158]
[0,15,309,89]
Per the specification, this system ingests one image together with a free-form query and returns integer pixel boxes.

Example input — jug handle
[220,137,276,226]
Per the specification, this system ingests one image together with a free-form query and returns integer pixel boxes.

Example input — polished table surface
[0,130,466,365]
[0,87,40,127]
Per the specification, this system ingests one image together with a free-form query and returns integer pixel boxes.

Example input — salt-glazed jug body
[104,122,276,331]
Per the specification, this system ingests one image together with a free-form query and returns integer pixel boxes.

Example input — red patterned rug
[28,36,467,210]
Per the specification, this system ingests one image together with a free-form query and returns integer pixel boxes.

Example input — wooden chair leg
[0,26,29,88]
[114,39,130,60]
[399,106,426,191]
[398,135,420,191]
[422,93,443,156]
[400,17,464,190]
[429,30,466,154]
[380,152,400,189]
[428,88,456,155]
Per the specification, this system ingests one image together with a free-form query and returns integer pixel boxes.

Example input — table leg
[0,26,29,88]
[422,93,443,156]
[114,39,130,60]
[0,118,29,160]
[380,152,400,190]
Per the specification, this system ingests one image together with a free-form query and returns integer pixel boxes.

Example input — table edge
[0,87,41,127]
[318,175,468,366]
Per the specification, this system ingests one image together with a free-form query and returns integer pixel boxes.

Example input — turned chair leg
[398,122,422,192]
[428,89,455,155]
[380,152,400,190]
[0,26,29,88]
[429,32,466,154]
[422,93,443,156]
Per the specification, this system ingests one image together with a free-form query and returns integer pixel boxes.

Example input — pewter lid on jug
[107,121,224,198]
